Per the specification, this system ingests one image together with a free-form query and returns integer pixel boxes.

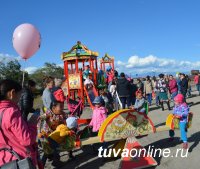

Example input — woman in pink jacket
[0,79,38,167]
[169,75,178,100]
[194,73,200,95]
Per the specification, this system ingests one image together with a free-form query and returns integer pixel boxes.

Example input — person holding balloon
[8,23,44,168]
[0,79,38,167]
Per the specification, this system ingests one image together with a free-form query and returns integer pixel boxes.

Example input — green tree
[0,60,28,83]
[30,62,64,88]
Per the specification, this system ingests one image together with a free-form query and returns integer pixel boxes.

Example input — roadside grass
[34,96,43,109]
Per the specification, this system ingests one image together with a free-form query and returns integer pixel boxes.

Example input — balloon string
[22,71,25,88]
[22,59,27,88]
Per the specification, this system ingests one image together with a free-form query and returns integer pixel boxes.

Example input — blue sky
[1,0,200,76]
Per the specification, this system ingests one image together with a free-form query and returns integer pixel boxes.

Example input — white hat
[84,78,93,86]
[66,116,78,129]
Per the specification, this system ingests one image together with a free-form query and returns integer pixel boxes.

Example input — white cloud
[116,60,125,66]
[127,55,158,68]
[57,63,64,68]
[116,54,200,75]
[0,53,22,62]
[24,67,38,74]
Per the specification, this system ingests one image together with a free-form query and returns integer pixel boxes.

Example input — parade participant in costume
[156,74,171,111]
[169,94,189,149]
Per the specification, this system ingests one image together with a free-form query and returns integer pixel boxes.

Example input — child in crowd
[106,67,114,90]
[38,100,66,166]
[83,65,91,80]
[52,79,65,103]
[66,116,78,158]
[109,80,117,111]
[38,89,75,166]
[84,78,95,104]
[84,77,94,87]
[130,90,146,113]
[169,94,189,149]
[89,96,107,133]
[109,80,116,97]
[100,89,113,115]
[89,96,108,150]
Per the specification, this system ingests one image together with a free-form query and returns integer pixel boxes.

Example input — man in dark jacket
[19,80,36,121]
[129,79,137,105]
[116,72,131,109]
[180,74,188,102]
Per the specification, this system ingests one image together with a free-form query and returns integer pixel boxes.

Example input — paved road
[45,90,200,169]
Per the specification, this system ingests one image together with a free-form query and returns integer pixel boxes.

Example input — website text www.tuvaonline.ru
[98,146,188,158]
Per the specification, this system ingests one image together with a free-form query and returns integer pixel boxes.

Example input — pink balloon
[13,23,41,60]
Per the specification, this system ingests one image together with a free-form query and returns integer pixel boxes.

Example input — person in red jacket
[169,75,178,100]
[194,73,200,95]
[0,79,38,167]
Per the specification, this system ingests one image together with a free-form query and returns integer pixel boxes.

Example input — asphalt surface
[44,89,200,169]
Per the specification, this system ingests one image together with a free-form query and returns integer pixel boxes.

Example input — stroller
[66,96,83,117]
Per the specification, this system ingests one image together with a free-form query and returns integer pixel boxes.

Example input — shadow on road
[189,101,200,107]
[149,106,161,112]
[154,122,166,128]
[188,131,200,153]
[144,137,181,166]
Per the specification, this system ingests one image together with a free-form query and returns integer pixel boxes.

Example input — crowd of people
[112,72,200,112]
[0,70,199,168]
